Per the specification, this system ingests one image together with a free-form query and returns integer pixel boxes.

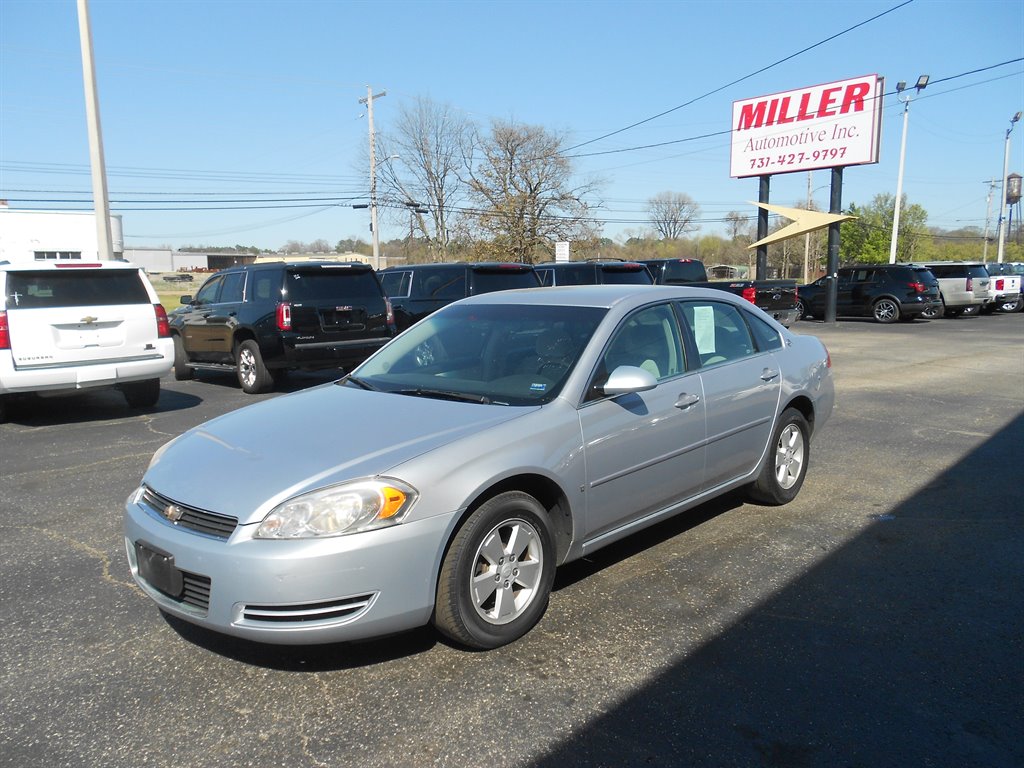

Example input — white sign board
[731,74,883,178]
[555,241,570,262]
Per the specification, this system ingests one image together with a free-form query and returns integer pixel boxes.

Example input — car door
[679,299,782,490]
[578,302,706,547]
[178,274,226,358]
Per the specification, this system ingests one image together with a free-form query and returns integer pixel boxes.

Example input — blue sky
[1,0,1022,251]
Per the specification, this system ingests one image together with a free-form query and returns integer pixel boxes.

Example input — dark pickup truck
[639,258,800,327]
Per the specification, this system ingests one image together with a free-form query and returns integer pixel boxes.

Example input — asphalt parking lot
[2,312,1022,768]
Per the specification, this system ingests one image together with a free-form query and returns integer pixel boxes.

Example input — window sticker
[692,305,717,355]
[530,382,548,392]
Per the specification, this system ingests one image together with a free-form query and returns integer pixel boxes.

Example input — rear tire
[172,334,193,381]
[236,340,273,394]
[123,378,160,408]
[748,407,810,505]
[872,298,899,324]
[961,305,980,317]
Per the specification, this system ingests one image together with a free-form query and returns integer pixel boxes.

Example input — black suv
[171,261,395,393]
[797,264,941,323]
[534,260,653,286]
[378,262,541,331]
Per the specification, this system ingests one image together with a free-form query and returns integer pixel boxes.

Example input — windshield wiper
[339,375,379,391]
[394,388,491,404]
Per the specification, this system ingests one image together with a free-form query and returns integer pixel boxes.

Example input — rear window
[656,260,706,283]
[284,268,383,303]
[471,266,540,294]
[911,267,939,286]
[5,270,150,309]
[966,265,989,279]
[600,264,652,285]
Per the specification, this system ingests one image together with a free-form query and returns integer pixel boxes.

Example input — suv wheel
[172,334,194,381]
[872,298,900,324]
[122,378,160,408]
[236,340,273,394]
[920,302,942,320]
[961,305,980,317]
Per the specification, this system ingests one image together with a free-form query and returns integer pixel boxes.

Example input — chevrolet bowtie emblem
[80,316,99,325]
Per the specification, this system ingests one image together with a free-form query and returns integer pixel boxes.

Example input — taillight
[908,282,926,294]
[995,278,1004,291]
[741,286,757,304]
[276,302,292,331]
[153,304,171,338]
[825,346,832,368]
[966,276,973,292]
[385,297,395,331]
[0,311,9,350]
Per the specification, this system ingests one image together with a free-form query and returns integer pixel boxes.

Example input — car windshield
[349,303,606,406]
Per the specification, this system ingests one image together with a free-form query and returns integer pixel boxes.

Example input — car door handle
[675,393,701,410]
[761,368,780,382]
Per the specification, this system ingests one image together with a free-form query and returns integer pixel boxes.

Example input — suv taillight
[276,302,292,331]
[154,304,171,338]
[0,311,9,350]
[741,286,757,304]
[385,297,395,331]
[966,276,973,292]
[908,282,926,294]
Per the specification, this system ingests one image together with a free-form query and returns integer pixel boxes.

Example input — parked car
[0,260,173,422]
[170,261,395,394]
[378,262,541,331]
[125,285,834,650]
[639,258,800,327]
[535,260,653,286]
[982,262,1023,313]
[796,264,941,323]
[914,261,992,317]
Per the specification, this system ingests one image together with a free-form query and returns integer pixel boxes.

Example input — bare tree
[377,97,472,261]
[647,192,700,240]
[464,120,601,263]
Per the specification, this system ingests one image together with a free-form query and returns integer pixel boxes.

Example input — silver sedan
[124,285,834,649]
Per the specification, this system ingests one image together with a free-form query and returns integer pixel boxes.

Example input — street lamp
[888,74,929,264]
[996,111,1022,264]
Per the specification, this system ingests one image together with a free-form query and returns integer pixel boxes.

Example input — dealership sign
[731,74,883,178]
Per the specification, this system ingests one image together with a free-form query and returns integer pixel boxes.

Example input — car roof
[455,283,747,310]
[0,260,142,272]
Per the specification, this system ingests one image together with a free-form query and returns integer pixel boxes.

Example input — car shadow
[1,387,203,426]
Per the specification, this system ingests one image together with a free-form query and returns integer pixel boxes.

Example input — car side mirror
[180,295,193,305]
[603,365,658,395]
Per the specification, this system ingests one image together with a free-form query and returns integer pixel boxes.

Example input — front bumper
[124,492,452,644]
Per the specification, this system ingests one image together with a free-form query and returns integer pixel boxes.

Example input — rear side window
[380,271,412,298]
[285,268,383,303]
[416,266,465,300]
[549,264,592,285]
[5,270,149,308]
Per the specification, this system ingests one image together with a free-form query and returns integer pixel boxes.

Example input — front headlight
[254,478,418,539]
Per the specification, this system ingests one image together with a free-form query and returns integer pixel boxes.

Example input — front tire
[236,340,273,394]
[872,298,899,324]
[795,299,807,320]
[748,407,810,505]
[434,491,555,650]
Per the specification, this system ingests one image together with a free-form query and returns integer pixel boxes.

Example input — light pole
[889,75,928,264]
[996,111,1022,264]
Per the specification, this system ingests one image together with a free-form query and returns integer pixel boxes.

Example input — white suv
[0,260,174,421]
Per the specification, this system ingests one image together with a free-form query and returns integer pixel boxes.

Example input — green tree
[841,193,928,264]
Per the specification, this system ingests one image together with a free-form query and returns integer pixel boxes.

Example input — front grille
[242,594,374,624]
[141,486,238,539]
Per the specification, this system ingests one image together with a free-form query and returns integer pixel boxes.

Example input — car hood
[143,383,533,524]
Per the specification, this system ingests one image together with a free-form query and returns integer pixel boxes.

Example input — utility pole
[996,111,1022,264]
[982,179,996,262]
[804,171,812,284]
[359,86,386,269]
[76,0,113,260]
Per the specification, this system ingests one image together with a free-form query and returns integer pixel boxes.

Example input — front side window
[194,275,224,305]
[219,271,246,303]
